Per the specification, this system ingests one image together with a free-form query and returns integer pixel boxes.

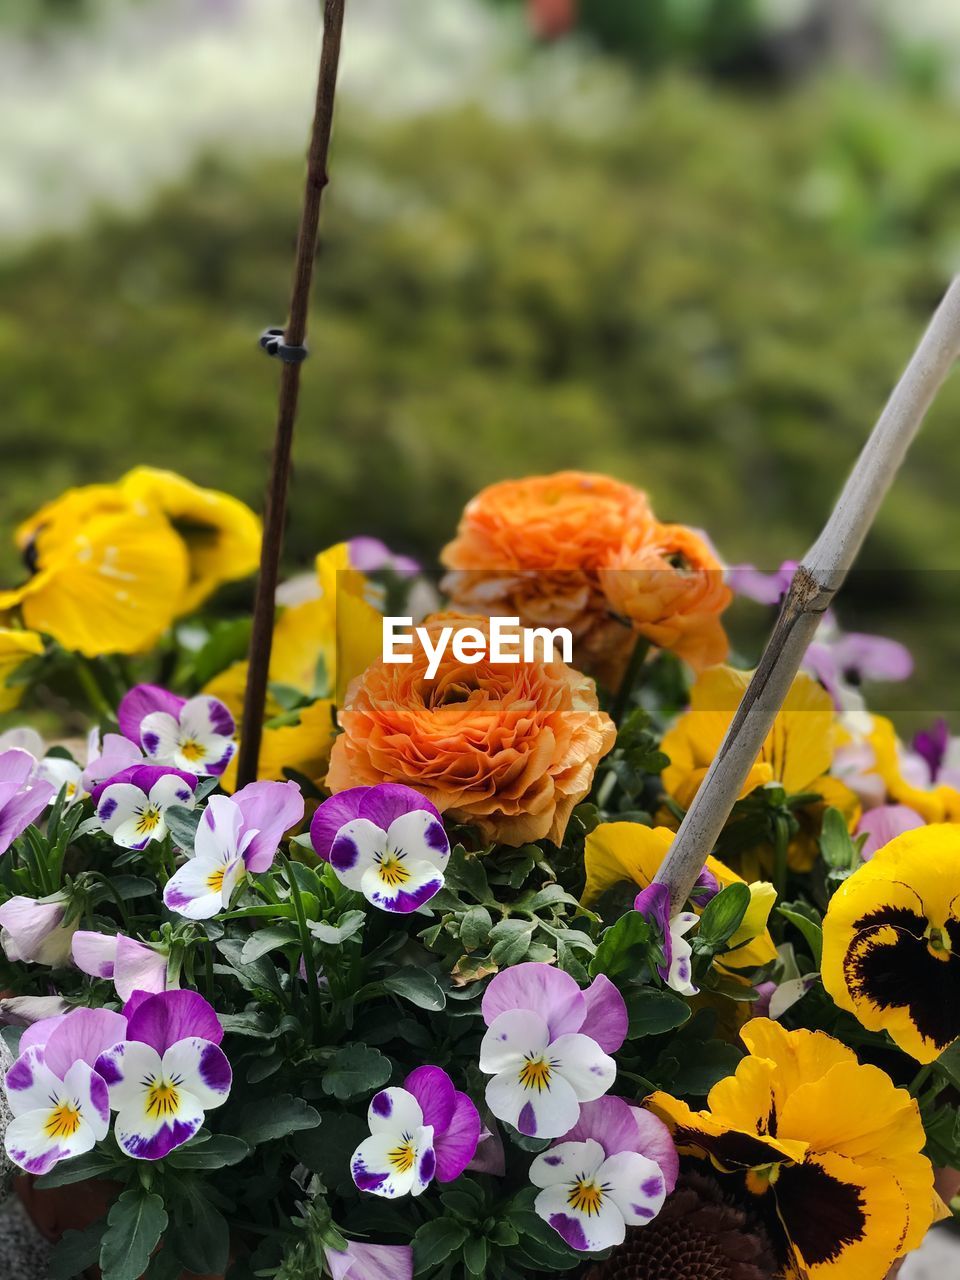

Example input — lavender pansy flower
[95,990,231,1161]
[350,1087,436,1199]
[2,1007,125,1175]
[72,930,171,1001]
[93,764,197,851]
[403,1066,481,1182]
[119,683,236,777]
[477,963,626,1139]
[164,781,304,919]
[727,561,798,606]
[563,1096,679,1195]
[0,995,71,1027]
[903,717,960,791]
[323,1241,413,1280]
[311,784,450,914]
[0,749,56,857]
[348,536,419,578]
[855,804,925,861]
[82,728,144,792]
[633,883,699,997]
[0,894,76,967]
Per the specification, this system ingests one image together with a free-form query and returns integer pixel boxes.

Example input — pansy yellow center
[387,1140,417,1174]
[377,854,410,889]
[745,1163,781,1196]
[146,1081,181,1119]
[567,1179,605,1216]
[924,924,951,962]
[179,738,206,763]
[136,806,161,835]
[518,1055,553,1093]
[207,867,227,893]
[44,1102,82,1140]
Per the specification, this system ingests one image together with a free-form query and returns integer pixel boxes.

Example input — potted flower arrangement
[1,5,959,1278]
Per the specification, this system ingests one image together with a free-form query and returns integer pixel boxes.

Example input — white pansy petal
[479,1009,550,1074]
[96,783,146,836]
[385,809,449,868]
[351,1126,434,1199]
[96,1040,164,1112]
[180,696,234,743]
[549,1034,617,1102]
[139,711,181,763]
[148,773,196,812]
[36,758,84,806]
[600,1151,667,1226]
[112,815,161,851]
[63,1060,111,1142]
[529,1139,606,1189]
[115,1086,204,1161]
[360,858,443,914]
[485,1066,580,1140]
[161,1039,231,1110]
[534,1182,626,1253]
[163,857,236,920]
[194,795,243,865]
[5,1108,96,1176]
[366,1087,424,1137]
[673,912,700,938]
[667,930,697,996]
[4,1048,62,1117]
[328,818,386,891]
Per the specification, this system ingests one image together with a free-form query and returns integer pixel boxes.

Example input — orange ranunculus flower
[599,523,732,671]
[326,612,616,847]
[440,471,655,685]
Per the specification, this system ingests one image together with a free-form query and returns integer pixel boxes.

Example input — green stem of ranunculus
[612,635,651,725]
[284,854,320,1034]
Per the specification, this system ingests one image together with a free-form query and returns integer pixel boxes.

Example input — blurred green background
[2,0,960,717]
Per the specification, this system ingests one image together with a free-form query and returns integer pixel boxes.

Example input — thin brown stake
[236,0,346,789]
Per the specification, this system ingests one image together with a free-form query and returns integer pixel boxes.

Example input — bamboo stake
[236,0,346,790]
[654,276,960,911]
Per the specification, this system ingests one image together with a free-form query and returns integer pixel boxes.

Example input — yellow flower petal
[221,699,336,792]
[0,628,44,712]
[582,822,674,906]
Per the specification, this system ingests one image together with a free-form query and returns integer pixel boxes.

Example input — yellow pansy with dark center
[822,823,960,1063]
[649,1018,944,1280]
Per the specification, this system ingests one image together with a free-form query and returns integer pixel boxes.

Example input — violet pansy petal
[126,989,223,1054]
[561,1096,642,1159]
[117,685,186,745]
[43,1007,130,1078]
[632,883,672,983]
[115,1090,204,1161]
[856,804,926,861]
[403,1066,456,1133]
[0,781,56,852]
[323,1241,414,1280]
[358,783,442,831]
[310,788,370,860]
[578,975,628,1055]
[72,930,119,979]
[234,779,305,873]
[831,632,914,684]
[90,764,197,808]
[0,750,37,788]
[114,936,169,1003]
[628,1105,679,1195]
[481,962,586,1040]
[18,1012,70,1056]
[433,1091,482,1182]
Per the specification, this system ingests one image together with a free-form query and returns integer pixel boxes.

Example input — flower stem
[612,636,650,725]
[284,855,320,1033]
[74,658,115,722]
[772,811,791,902]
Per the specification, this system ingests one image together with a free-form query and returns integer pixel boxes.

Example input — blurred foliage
[3,74,960,712]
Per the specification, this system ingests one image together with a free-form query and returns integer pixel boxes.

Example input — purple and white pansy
[72,930,171,1001]
[0,894,76,967]
[118,683,236,778]
[311,784,450,914]
[164,780,304,919]
[95,990,231,1161]
[322,1240,413,1280]
[0,749,56,858]
[350,1066,479,1199]
[633,883,700,997]
[529,1095,675,1252]
[93,764,198,851]
[2,1007,125,1174]
[478,963,627,1140]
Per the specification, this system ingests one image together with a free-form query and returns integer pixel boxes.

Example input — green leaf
[99,1191,167,1280]
[459,905,493,950]
[164,804,200,851]
[166,1133,250,1169]
[443,846,489,902]
[310,910,366,945]
[463,1235,489,1277]
[49,1223,106,1280]
[820,807,860,870]
[293,1112,368,1191]
[36,1150,118,1189]
[589,911,653,981]
[625,986,692,1037]
[935,1040,960,1090]
[778,903,823,967]
[382,967,446,1011]
[664,1040,742,1095]
[322,1043,392,1101]
[192,617,252,686]
[236,1094,321,1145]
[240,924,299,964]
[171,1185,229,1276]
[413,1219,469,1273]
[696,882,750,950]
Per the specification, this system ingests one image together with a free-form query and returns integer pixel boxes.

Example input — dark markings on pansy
[774,1160,866,1266]
[641,1176,662,1198]
[425,821,449,853]
[198,1044,231,1094]
[518,1103,537,1136]
[852,905,926,937]
[207,701,236,737]
[120,1117,199,1160]
[142,733,160,755]
[352,1162,388,1193]
[96,1051,124,1086]
[672,1125,789,1172]
[632,1204,655,1219]
[549,1213,589,1251]
[5,1057,34,1091]
[419,1147,436,1183]
[331,836,359,872]
[98,798,118,821]
[371,1092,393,1118]
[845,925,960,1051]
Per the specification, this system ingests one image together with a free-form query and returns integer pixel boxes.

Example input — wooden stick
[654,276,960,910]
[236,0,346,789]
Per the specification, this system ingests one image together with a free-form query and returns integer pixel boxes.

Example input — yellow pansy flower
[219,699,337,791]
[822,824,960,1063]
[649,1018,945,1279]
[0,628,44,712]
[865,715,960,822]
[1,486,188,657]
[118,467,261,614]
[582,822,777,969]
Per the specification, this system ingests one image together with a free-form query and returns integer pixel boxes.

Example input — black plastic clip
[259,327,309,364]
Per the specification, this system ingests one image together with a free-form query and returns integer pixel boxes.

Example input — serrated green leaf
[99,1191,167,1280]
[236,1094,320,1145]
[48,1223,106,1280]
[624,986,692,1037]
[166,1134,250,1169]
[322,1044,392,1101]
[413,1219,469,1273]
[240,924,299,964]
[382,967,446,1011]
